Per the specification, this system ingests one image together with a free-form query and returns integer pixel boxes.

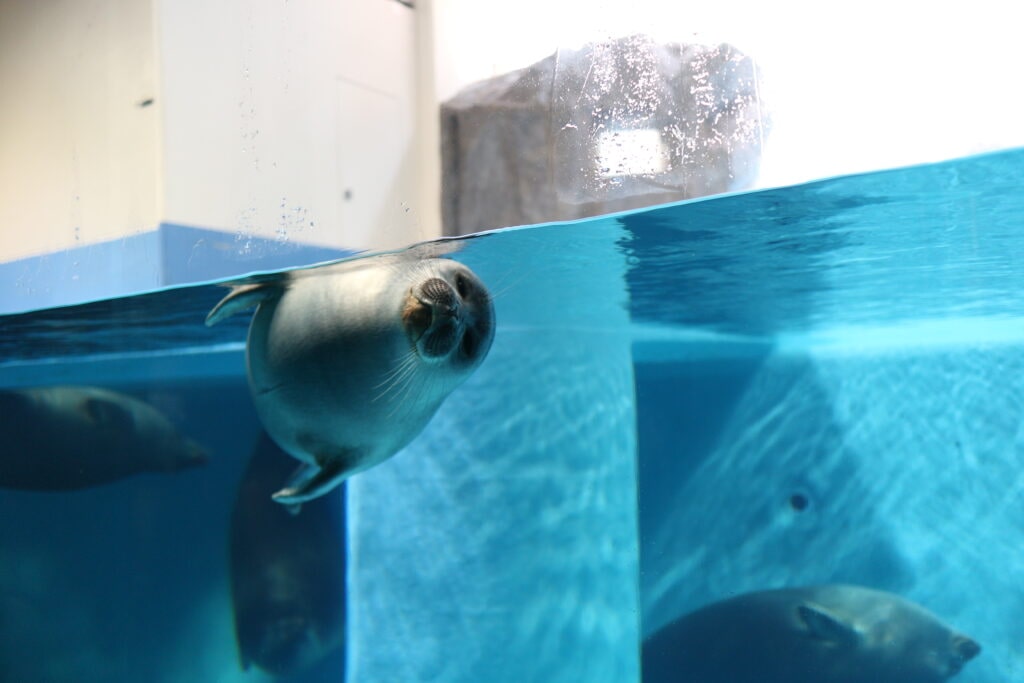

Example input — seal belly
[229,431,346,677]
[248,272,415,456]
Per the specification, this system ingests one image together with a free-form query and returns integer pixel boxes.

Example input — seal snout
[947,634,981,674]
[400,262,494,368]
[406,277,465,360]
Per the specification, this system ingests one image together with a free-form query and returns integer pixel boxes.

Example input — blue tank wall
[0,336,1018,682]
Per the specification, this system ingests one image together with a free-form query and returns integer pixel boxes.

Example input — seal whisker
[382,257,416,283]
[372,349,416,392]
[390,256,433,284]
[372,357,415,403]
[486,272,525,302]
[384,354,428,418]
[388,368,443,421]
[372,350,421,407]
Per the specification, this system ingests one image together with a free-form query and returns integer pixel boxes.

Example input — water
[2,148,1023,682]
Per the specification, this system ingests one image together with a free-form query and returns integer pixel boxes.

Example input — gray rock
[441,35,769,235]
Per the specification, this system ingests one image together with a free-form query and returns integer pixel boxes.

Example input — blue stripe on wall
[0,223,354,315]
[159,223,354,284]
[0,231,163,315]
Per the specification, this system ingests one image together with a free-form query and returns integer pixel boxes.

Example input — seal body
[229,431,346,676]
[207,255,495,506]
[0,386,207,491]
[642,584,980,683]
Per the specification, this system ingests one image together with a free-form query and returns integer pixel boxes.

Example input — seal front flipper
[271,456,350,509]
[797,603,861,646]
[83,396,134,432]
[272,463,322,515]
[205,283,282,327]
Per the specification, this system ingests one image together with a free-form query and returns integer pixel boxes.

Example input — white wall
[0,0,160,261]
[0,0,423,262]
[156,0,422,252]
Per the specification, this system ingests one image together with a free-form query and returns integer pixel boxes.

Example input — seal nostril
[421,277,457,316]
[954,636,981,661]
[423,320,458,358]
[422,277,452,300]
[460,329,478,359]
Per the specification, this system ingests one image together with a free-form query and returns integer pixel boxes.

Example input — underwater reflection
[229,431,346,678]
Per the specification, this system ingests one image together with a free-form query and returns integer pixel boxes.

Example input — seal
[0,385,208,491]
[229,431,346,676]
[206,253,495,507]
[642,584,980,683]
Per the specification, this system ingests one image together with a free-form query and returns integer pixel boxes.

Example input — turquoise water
[2,148,1023,681]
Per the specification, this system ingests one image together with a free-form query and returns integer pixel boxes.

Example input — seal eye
[455,273,469,298]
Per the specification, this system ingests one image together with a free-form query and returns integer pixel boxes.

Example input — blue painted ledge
[0,223,354,315]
